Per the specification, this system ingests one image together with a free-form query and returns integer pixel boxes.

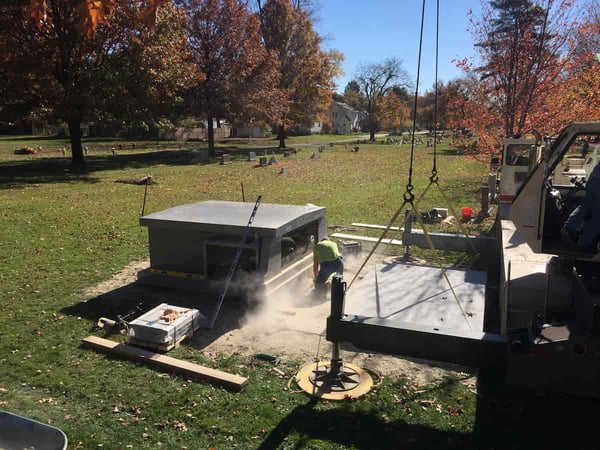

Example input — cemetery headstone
[259,156,268,167]
[220,154,232,165]
[310,152,319,159]
[283,151,291,157]
[199,150,210,163]
[248,151,257,161]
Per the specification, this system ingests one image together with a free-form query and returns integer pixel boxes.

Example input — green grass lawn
[0,135,596,449]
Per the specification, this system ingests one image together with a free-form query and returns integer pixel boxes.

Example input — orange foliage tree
[257,0,343,148]
[376,90,411,134]
[184,0,282,156]
[0,0,195,167]
[447,0,598,155]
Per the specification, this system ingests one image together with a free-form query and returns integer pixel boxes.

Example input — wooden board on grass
[82,336,247,392]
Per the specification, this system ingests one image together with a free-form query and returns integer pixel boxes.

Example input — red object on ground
[461,207,472,220]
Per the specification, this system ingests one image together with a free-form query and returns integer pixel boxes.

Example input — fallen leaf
[172,420,187,432]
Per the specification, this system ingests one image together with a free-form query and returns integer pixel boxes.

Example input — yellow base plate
[295,361,374,400]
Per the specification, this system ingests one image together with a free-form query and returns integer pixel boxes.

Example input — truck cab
[498,136,543,219]
[511,122,600,258]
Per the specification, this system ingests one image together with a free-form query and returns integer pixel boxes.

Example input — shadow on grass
[0,150,217,188]
[61,280,251,350]
[257,397,469,450]
[258,373,600,450]
[469,369,600,450]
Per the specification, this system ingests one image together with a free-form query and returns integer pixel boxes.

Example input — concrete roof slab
[140,201,326,237]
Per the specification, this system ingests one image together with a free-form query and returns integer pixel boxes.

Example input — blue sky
[314,0,481,94]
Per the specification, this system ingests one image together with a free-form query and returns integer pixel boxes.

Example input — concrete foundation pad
[344,262,486,332]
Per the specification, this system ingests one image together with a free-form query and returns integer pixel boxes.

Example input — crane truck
[325,122,600,399]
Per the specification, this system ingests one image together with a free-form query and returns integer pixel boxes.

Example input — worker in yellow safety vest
[313,236,344,288]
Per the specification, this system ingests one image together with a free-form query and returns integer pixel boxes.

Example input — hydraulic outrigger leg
[294,275,374,400]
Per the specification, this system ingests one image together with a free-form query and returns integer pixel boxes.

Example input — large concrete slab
[344,262,486,332]
[140,200,325,238]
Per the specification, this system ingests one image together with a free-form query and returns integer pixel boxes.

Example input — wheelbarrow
[0,411,67,450]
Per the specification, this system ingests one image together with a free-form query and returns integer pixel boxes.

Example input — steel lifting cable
[413,0,477,256]
[345,0,427,293]
[344,0,472,329]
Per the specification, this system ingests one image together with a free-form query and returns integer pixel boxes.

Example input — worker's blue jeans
[564,164,600,251]
[315,258,344,285]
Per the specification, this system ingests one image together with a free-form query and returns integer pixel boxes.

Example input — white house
[326,102,367,134]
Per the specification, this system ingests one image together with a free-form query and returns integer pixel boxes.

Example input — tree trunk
[278,125,286,149]
[207,114,215,157]
[370,128,376,141]
[68,120,85,169]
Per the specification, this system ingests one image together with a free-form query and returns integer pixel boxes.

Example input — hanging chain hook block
[429,170,439,183]
[404,185,415,203]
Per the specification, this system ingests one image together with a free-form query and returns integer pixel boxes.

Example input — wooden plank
[351,222,403,232]
[82,336,248,392]
[331,232,403,246]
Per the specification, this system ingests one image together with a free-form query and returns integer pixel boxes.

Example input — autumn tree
[106,2,198,137]
[448,0,580,153]
[256,0,342,148]
[377,90,411,134]
[417,80,463,131]
[530,3,600,129]
[0,0,193,167]
[354,57,411,141]
[184,0,281,156]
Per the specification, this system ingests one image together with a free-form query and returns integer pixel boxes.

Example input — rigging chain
[345,0,428,292]
[344,0,475,329]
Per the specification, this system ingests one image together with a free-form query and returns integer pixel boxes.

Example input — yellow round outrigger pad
[295,361,374,400]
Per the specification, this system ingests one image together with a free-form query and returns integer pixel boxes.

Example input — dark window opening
[505,144,532,166]
[281,221,318,268]
[206,242,258,280]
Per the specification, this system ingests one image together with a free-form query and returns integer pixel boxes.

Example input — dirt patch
[81,260,473,386]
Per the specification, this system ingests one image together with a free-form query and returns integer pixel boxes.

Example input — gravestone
[352,146,359,152]
[290,148,298,154]
[268,155,278,165]
[199,150,210,163]
[310,152,319,159]
[318,145,325,153]
[280,167,288,174]
[283,151,291,157]
[259,156,268,167]
[329,142,334,147]
[248,152,257,161]
[221,154,232,165]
